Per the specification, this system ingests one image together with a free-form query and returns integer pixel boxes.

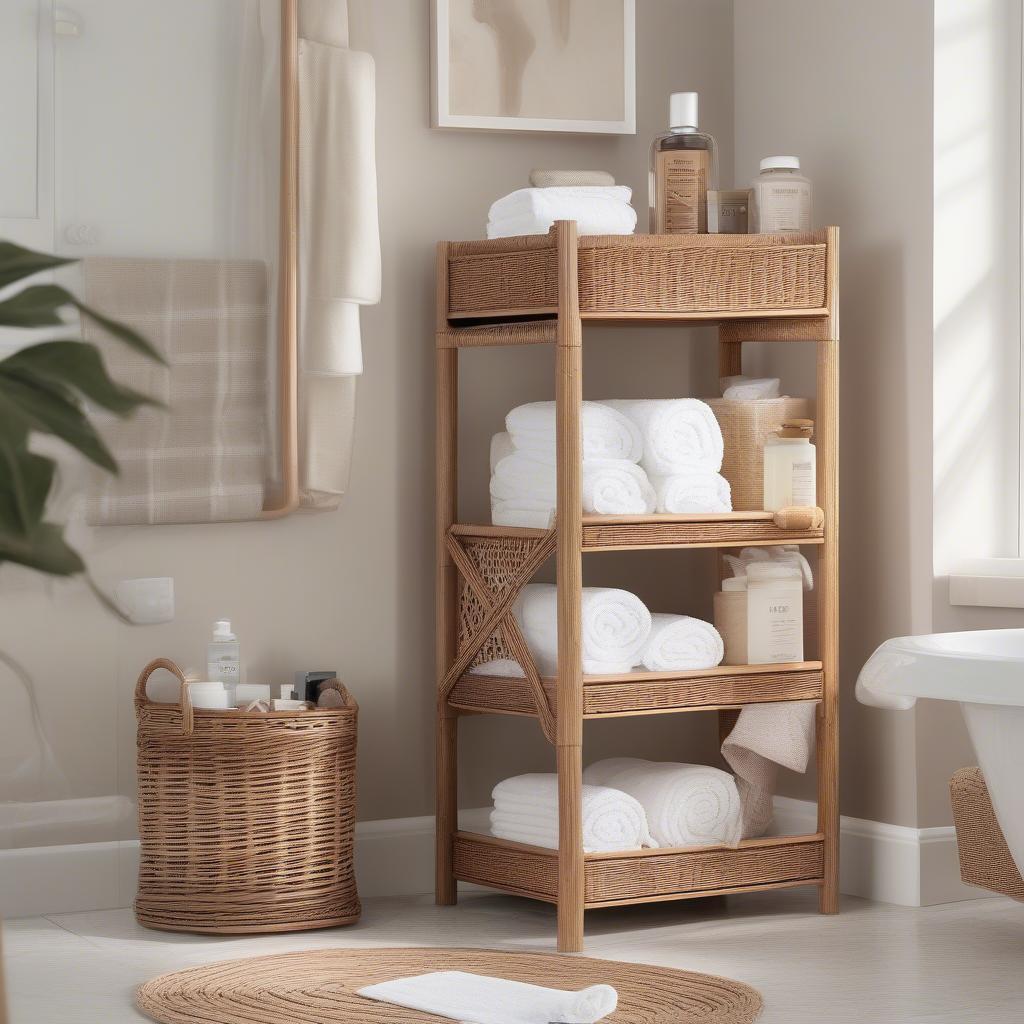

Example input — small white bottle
[763,419,816,511]
[751,156,811,233]
[207,620,240,704]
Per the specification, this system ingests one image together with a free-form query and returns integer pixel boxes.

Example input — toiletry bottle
[649,91,718,234]
[751,156,812,233]
[207,620,240,704]
[763,419,816,511]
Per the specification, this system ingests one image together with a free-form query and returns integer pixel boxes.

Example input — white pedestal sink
[857,628,1024,877]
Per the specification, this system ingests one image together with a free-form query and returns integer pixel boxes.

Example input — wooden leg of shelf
[436,708,458,905]
[816,327,839,914]
[557,743,585,952]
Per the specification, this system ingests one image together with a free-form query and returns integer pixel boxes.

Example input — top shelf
[442,229,836,326]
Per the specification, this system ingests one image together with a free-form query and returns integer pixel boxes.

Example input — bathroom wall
[733,0,935,827]
[0,0,737,861]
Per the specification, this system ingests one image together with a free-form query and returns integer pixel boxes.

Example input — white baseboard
[0,801,988,920]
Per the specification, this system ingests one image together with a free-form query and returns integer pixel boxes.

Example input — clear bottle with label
[751,155,812,233]
[763,419,816,511]
[206,620,240,704]
[649,91,719,234]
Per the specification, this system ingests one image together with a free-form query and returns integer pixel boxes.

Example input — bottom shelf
[453,831,824,909]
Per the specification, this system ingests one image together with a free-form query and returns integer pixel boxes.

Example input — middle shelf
[452,509,825,552]
[449,661,823,719]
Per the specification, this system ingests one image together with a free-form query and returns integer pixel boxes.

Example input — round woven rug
[136,947,763,1023]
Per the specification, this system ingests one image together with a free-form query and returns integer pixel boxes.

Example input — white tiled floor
[3,889,1022,1023]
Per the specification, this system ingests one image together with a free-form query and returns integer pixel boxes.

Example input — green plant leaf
[0,438,54,536]
[0,241,75,290]
[0,520,84,576]
[0,374,117,472]
[1,341,160,415]
[0,283,165,365]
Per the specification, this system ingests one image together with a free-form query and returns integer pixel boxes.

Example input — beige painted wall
[0,1,737,835]
[733,0,935,827]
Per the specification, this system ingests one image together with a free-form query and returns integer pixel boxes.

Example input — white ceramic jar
[752,155,811,233]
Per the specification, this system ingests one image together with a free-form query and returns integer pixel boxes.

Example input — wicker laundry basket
[950,766,1024,900]
[706,397,815,510]
[134,658,360,934]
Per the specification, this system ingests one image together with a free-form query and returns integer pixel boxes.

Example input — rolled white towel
[491,773,656,852]
[513,583,651,675]
[603,398,724,475]
[652,471,732,513]
[720,375,782,400]
[490,451,655,515]
[639,614,724,672]
[358,970,618,1024]
[506,402,642,463]
[584,757,743,848]
[486,186,637,239]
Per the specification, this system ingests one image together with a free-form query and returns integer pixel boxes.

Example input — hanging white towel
[297,15,379,506]
[358,971,618,1024]
[721,701,817,838]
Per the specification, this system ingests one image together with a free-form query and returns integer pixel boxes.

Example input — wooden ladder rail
[554,220,586,951]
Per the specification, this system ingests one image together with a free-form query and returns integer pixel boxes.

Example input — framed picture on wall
[431,0,636,135]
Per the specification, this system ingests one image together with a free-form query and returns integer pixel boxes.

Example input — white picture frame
[431,0,636,135]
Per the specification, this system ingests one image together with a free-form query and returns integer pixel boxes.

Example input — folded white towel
[506,402,642,463]
[639,614,724,672]
[489,431,517,473]
[487,186,637,239]
[490,774,656,852]
[723,545,814,591]
[358,970,618,1024]
[722,700,817,838]
[652,471,732,513]
[720,375,782,400]
[491,499,555,530]
[491,452,655,516]
[584,757,743,848]
[513,583,651,675]
[468,658,526,678]
[603,398,724,475]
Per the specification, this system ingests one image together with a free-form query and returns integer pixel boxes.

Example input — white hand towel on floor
[490,774,656,852]
[720,375,782,400]
[490,451,655,515]
[506,402,642,463]
[721,700,817,838]
[358,970,618,1024]
[486,186,637,239]
[638,614,724,672]
[604,398,724,475]
[652,471,732,513]
[584,757,743,848]
[513,583,652,675]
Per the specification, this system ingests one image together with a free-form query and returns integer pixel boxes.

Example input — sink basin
[857,628,1024,878]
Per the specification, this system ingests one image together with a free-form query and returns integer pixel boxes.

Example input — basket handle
[134,658,194,736]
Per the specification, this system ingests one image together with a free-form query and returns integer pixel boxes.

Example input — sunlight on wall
[933,0,1022,572]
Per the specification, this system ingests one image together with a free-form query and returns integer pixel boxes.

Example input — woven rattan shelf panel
[453,832,823,908]
[581,511,824,550]
[447,231,829,320]
[438,318,557,348]
[950,767,1024,900]
[449,663,824,718]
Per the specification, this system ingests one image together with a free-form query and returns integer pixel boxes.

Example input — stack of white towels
[490,758,744,853]
[490,399,731,528]
[486,185,637,239]
[472,583,724,677]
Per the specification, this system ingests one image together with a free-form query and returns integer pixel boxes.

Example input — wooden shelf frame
[435,223,840,951]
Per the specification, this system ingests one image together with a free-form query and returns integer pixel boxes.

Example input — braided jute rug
[137,947,763,1023]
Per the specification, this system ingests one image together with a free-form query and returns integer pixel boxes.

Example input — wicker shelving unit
[435,224,839,951]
